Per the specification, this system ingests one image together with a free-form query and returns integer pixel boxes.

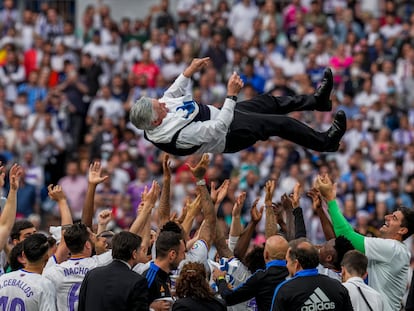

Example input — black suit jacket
[78,260,149,311]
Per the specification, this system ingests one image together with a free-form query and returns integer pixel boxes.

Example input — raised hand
[314,174,336,201]
[162,153,171,180]
[9,164,22,191]
[184,57,211,77]
[98,209,112,226]
[48,184,66,202]
[281,193,292,210]
[227,71,244,96]
[250,198,264,224]
[185,194,202,217]
[264,180,276,206]
[307,188,322,211]
[288,182,302,209]
[187,154,209,180]
[232,191,246,217]
[88,162,108,185]
[211,179,229,205]
[176,204,187,224]
[142,181,161,205]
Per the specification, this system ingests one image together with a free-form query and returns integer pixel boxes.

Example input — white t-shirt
[0,269,57,311]
[43,251,112,311]
[365,237,410,311]
[343,276,384,311]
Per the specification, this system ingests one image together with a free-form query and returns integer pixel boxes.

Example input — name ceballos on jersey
[301,287,335,311]
[0,278,34,297]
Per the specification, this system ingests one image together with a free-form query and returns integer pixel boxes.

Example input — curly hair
[175,262,215,300]
[332,236,354,271]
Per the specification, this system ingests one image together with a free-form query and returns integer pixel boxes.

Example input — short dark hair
[398,206,414,240]
[63,223,90,253]
[333,236,354,271]
[160,221,183,235]
[156,231,182,259]
[341,250,367,277]
[10,220,35,241]
[23,233,49,262]
[289,241,319,269]
[9,242,24,271]
[112,232,142,261]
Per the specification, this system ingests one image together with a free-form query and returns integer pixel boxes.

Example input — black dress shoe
[314,68,333,111]
[324,110,347,151]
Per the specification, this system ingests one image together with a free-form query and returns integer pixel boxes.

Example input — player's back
[43,252,111,311]
[0,269,56,311]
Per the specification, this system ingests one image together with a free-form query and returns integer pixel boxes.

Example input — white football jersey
[0,269,56,311]
[42,251,112,311]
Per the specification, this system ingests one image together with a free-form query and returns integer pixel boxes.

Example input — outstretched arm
[264,180,278,238]
[188,154,216,249]
[181,194,201,237]
[158,154,171,228]
[289,183,307,239]
[129,181,160,251]
[212,180,233,258]
[82,162,108,229]
[229,191,245,246]
[0,164,20,252]
[48,184,72,263]
[234,199,264,261]
[307,188,335,241]
[163,58,210,99]
[315,174,365,252]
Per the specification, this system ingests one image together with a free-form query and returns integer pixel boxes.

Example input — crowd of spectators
[0,0,413,256]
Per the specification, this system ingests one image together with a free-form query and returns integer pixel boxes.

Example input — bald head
[264,235,289,262]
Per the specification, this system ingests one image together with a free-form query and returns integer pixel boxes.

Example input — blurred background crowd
[0,0,412,252]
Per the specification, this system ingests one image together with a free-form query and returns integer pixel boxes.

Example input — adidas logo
[301,287,336,311]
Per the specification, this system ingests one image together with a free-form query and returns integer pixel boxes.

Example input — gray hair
[129,96,158,130]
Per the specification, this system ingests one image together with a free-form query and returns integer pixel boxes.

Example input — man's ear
[398,227,408,237]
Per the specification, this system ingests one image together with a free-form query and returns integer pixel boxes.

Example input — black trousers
[223,94,329,153]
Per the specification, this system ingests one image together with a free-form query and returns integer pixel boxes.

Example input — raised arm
[315,174,365,253]
[188,154,216,249]
[307,188,335,241]
[129,181,160,236]
[48,184,73,263]
[180,194,201,238]
[280,194,296,241]
[158,154,171,228]
[96,209,112,235]
[0,164,20,252]
[211,180,233,258]
[82,162,108,229]
[288,183,307,239]
[264,180,278,238]
[163,58,210,99]
[229,192,245,242]
[234,199,264,261]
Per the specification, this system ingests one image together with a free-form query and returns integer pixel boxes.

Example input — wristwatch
[226,95,238,102]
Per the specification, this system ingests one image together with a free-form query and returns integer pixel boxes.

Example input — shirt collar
[294,268,319,277]
[266,259,287,269]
